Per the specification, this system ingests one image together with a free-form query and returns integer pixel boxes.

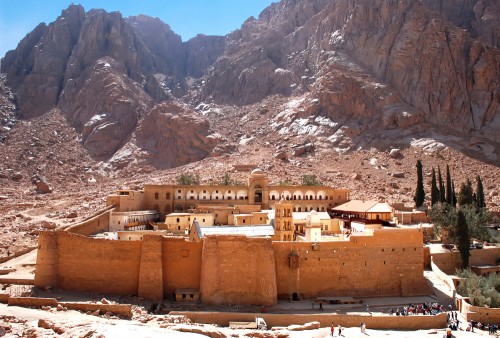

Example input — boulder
[389,148,402,158]
[275,151,288,160]
[391,172,405,178]
[36,179,53,194]
[41,221,57,230]
[351,173,362,180]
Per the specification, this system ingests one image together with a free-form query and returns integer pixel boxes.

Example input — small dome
[251,168,264,175]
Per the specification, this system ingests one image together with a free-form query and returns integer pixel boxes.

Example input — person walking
[331,322,334,336]
[319,302,324,311]
[338,324,342,336]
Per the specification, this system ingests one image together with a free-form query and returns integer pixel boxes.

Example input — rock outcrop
[135,103,219,169]
[1,0,499,167]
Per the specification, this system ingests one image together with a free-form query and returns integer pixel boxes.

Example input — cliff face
[1,5,221,164]
[1,0,499,167]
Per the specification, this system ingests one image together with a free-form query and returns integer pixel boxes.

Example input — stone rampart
[162,237,203,298]
[169,311,447,330]
[200,235,277,306]
[273,228,430,299]
[64,207,113,236]
[35,231,142,295]
[138,235,164,300]
[35,228,429,304]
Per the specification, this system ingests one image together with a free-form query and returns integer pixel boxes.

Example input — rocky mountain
[0,0,499,180]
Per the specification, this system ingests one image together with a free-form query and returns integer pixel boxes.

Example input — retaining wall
[169,311,447,330]
[65,207,113,236]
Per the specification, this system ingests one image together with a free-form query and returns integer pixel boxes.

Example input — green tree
[301,174,321,186]
[438,166,445,203]
[176,173,200,185]
[476,175,486,209]
[456,209,470,268]
[429,202,457,237]
[220,173,233,185]
[459,179,474,206]
[457,269,500,307]
[431,168,439,206]
[452,181,458,207]
[446,164,453,204]
[414,160,425,208]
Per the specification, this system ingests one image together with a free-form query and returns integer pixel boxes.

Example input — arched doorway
[254,184,262,203]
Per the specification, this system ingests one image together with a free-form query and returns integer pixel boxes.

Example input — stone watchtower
[248,169,269,209]
[273,198,294,241]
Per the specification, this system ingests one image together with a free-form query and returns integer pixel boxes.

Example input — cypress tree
[456,209,470,268]
[438,166,445,203]
[446,164,452,204]
[414,160,425,208]
[431,168,439,205]
[459,179,474,206]
[452,181,457,207]
[476,175,486,209]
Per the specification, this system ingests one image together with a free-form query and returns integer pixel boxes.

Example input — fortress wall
[138,235,164,300]
[161,238,203,298]
[273,229,427,299]
[55,231,142,295]
[65,207,112,236]
[171,311,447,330]
[35,231,58,288]
[432,248,500,274]
[200,235,277,306]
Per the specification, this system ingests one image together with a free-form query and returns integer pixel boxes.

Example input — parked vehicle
[229,317,267,330]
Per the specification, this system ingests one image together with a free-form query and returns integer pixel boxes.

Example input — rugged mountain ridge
[1,0,499,168]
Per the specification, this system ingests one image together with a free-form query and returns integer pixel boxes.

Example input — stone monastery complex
[35,170,432,305]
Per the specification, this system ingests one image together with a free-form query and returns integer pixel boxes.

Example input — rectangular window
[178,190,181,193]
[154,193,159,200]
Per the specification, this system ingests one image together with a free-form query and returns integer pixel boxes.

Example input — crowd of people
[387,302,447,316]
[467,320,498,334]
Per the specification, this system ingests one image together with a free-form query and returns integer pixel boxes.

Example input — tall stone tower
[273,198,294,241]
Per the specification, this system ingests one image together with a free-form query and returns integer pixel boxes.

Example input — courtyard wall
[35,228,430,304]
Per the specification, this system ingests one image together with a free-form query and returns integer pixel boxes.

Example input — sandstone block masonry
[35,227,430,304]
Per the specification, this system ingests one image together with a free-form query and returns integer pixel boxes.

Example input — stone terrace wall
[162,237,203,298]
[432,248,500,274]
[200,235,277,306]
[273,228,429,299]
[35,231,142,295]
[65,207,113,236]
[458,296,500,324]
[170,311,447,330]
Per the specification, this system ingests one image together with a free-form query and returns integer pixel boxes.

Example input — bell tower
[273,198,294,241]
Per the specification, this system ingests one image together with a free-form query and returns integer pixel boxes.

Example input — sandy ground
[0,303,493,338]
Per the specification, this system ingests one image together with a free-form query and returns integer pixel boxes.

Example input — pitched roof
[332,200,392,213]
